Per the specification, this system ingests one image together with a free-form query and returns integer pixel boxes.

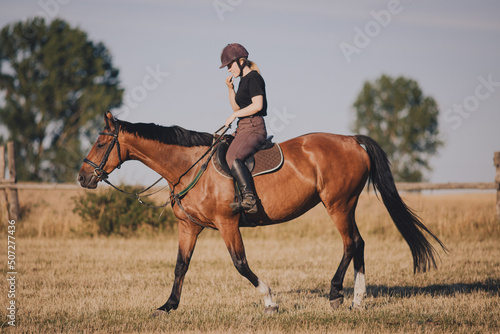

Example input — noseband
[83,123,123,181]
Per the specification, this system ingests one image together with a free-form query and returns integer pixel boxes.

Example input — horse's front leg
[218,221,279,314]
[152,220,203,317]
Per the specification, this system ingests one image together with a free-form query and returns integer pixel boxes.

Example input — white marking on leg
[352,269,366,309]
[257,279,278,308]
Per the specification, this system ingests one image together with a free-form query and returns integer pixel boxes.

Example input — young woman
[219,43,268,215]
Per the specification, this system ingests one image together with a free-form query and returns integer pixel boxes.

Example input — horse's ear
[104,111,115,130]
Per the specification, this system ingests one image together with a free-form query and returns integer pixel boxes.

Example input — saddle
[213,135,284,178]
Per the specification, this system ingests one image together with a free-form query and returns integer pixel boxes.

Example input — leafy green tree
[0,17,123,182]
[352,75,443,182]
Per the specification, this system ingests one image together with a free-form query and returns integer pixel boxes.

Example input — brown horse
[78,112,446,316]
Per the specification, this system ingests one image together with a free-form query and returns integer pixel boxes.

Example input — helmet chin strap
[237,58,247,77]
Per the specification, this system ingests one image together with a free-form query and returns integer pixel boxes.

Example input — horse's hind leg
[327,202,366,310]
[352,223,366,309]
[328,210,355,309]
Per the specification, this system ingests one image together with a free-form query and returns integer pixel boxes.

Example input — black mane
[117,120,213,147]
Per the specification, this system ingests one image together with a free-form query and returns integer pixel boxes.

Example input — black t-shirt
[235,70,267,117]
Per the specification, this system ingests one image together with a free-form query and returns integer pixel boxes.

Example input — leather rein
[82,123,229,229]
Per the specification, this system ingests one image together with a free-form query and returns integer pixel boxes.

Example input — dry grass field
[1,187,499,333]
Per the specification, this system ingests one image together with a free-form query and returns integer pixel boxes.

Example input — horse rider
[220,43,268,215]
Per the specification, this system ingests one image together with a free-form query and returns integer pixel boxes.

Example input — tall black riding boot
[229,159,258,214]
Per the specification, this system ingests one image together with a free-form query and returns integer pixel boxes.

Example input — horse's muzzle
[77,172,99,189]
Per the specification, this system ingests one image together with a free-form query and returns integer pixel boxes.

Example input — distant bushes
[73,186,177,236]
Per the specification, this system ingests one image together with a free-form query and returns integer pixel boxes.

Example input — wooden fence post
[6,142,20,221]
[494,151,500,222]
[0,145,9,222]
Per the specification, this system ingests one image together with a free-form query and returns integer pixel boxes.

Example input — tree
[351,75,443,182]
[0,17,123,182]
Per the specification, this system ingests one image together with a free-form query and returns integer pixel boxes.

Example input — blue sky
[1,0,499,185]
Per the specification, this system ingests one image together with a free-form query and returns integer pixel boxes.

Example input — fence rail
[396,182,496,191]
[0,182,82,190]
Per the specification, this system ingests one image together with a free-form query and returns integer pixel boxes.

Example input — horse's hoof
[264,304,279,315]
[151,309,168,318]
[350,301,365,311]
[330,296,344,310]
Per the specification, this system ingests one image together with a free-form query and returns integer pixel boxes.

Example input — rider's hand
[225,75,234,89]
[225,113,237,128]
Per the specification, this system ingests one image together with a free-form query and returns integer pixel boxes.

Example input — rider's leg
[226,117,266,214]
[229,159,258,214]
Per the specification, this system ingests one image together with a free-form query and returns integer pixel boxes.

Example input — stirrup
[229,196,258,214]
[241,194,258,214]
[229,200,242,213]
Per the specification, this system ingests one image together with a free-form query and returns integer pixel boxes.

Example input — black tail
[354,135,447,273]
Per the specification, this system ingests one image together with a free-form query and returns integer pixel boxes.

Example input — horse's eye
[97,143,106,148]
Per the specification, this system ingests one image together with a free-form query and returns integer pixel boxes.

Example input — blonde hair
[247,60,260,74]
[239,58,260,74]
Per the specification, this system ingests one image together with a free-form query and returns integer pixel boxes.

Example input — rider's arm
[225,95,263,127]
[233,95,263,117]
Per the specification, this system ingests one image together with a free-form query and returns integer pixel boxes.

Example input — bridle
[82,121,168,207]
[83,123,123,182]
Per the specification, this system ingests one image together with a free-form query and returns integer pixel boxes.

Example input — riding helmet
[219,43,249,69]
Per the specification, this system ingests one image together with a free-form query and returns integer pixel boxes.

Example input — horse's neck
[123,133,208,184]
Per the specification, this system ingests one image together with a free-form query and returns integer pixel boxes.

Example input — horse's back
[279,133,370,174]
[252,133,370,223]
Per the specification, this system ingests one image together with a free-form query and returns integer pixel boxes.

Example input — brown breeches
[226,116,267,168]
